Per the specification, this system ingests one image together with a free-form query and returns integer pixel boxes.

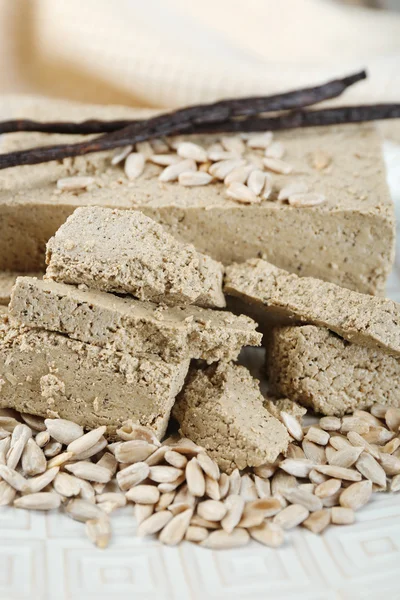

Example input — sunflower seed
[66,498,104,522]
[155,491,176,511]
[208,150,237,162]
[370,404,387,419]
[363,427,394,445]
[169,438,202,456]
[159,508,193,545]
[190,515,219,529]
[135,503,154,525]
[200,527,249,549]
[220,473,231,499]
[21,414,46,432]
[283,488,323,512]
[0,480,16,505]
[382,438,400,454]
[271,471,297,496]
[354,409,383,428]
[164,450,187,469]
[309,469,328,485]
[224,164,254,185]
[240,474,258,501]
[67,426,106,455]
[145,446,170,466]
[185,525,209,543]
[385,408,400,432]
[116,462,150,491]
[7,424,32,469]
[264,157,292,175]
[159,159,196,182]
[305,426,330,446]
[114,440,156,464]
[221,495,245,533]
[126,485,160,504]
[53,472,81,497]
[197,500,226,522]
[36,431,50,448]
[96,492,127,508]
[158,474,186,493]
[247,169,266,196]
[226,182,259,204]
[254,475,271,498]
[249,521,284,547]
[390,474,400,492]
[253,463,277,479]
[149,466,183,484]
[209,159,246,180]
[315,478,341,499]
[0,436,11,465]
[57,176,94,191]
[149,153,180,166]
[97,452,118,475]
[340,480,372,510]
[341,417,370,435]
[44,418,83,445]
[280,411,304,441]
[26,466,59,493]
[274,504,309,529]
[65,461,111,484]
[124,152,146,180]
[289,192,326,207]
[303,509,331,534]
[279,458,314,478]
[111,145,133,165]
[73,436,107,460]
[355,453,386,487]
[331,506,354,525]
[117,421,160,445]
[79,479,95,502]
[221,136,245,155]
[86,516,111,549]
[247,132,273,149]
[197,452,220,480]
[178,171,212,186]
[47,451,75,469]
[329,435,352,451]
[319,416,342,431]
[205,475,221,500]
[379,453,400,476]
[44,441,62,457]
[177,142,208,163]
[315,465,362,481]
[21,438,47,476]
[302,440,326,464]
[261,173,273,199]
[328,446,363,468]
[0,465,27,492]
[241,498,282,528]
[286,444,306,459]
[347,431,380,459]
[0,429,10,441]
[186,458,205,497]
[14,492,61,510]
[278,181,308,201]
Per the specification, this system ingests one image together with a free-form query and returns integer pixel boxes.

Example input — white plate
[1,142,399,600]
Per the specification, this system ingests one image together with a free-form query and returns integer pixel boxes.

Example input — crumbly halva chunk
[225,258,400,356]
[10,277,261,362]
[173,363,290,473]
[0,271,43,305]
[0,96,394,295]
[45,207,225,308]
[0,320,189,438]
[267,325,400,416]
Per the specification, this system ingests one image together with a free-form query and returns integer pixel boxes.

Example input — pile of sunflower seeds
[56,133,327,208]
[0,404,398,550]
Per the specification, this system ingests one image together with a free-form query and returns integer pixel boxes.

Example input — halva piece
[10,277,261,362]
[45,207,225,308]
[0,271,43,305]
[225,258,400,356]
[173,363,289,473]
[267,325,400,416]
[0,320,189,438]
[0,96,394,295]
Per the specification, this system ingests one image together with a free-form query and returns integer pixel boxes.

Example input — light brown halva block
[10,277,261,362]
[45,207,225,308]
[173,363,290,473]
[267,324,400,416]
[0,321,189,438]
[0,271,43,305]
[225,258,400,356]
[0,96,394,295]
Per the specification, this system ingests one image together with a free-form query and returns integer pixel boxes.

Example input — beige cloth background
[0,0,399,128]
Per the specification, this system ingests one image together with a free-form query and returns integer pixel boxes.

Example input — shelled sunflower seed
[81,133,329,208]
[0,404,398,550]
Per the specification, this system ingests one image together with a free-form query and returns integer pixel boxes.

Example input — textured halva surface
[225,258,400,356]
[10,276,260,362]
[267,325,400,416]
[0,270,43,305]
[0,320,189,438]
[173,363,289,473]
[0,95,394,295]
[45,207,225,308]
